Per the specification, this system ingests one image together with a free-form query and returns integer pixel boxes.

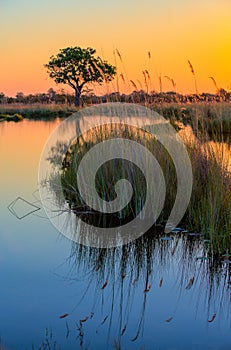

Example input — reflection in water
[40,110,230,250]
[56,229,231,347]
[1,117,230,349]
[178,124,231,172]
[37,112,231,348]
[39,112,182,247]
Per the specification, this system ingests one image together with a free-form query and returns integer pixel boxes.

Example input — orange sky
[0,0,230,96]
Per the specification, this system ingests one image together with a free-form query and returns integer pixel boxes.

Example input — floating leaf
[160,237,173,241]
[196,256,208,261]
[95,264,102,271]
[171,246,177,256]
[131,333,139,342]
[185,277,194,290]
[171,227,184,232]
[208,314,216,323]
[101,315,108,325]
[144,284,151,293]
[101,279,108,289]
[188,233,203,237]
[121,325,127,335]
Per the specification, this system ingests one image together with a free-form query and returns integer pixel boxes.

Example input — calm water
[0,120,230,350]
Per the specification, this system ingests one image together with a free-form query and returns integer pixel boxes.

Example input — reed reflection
[39,113,230,345]
[58,228,231,346]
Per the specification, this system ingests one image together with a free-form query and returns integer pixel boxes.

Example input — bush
[0,113,24,122]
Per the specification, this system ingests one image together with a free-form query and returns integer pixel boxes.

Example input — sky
[0,0,231,96]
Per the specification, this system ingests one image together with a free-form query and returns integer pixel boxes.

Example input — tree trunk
[74,90,81,107]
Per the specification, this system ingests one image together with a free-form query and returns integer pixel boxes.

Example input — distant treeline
[0,88,231,105]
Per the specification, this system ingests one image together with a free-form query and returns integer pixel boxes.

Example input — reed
[187,60,198,94]
[46,108,231,254]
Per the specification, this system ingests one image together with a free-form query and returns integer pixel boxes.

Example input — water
[0,120,230,350]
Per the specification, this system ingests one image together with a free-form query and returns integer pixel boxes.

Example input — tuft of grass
[47,111,230,254]
[0,113,24,122]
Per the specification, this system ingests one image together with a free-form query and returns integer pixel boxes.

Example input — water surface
[0,120,230,350]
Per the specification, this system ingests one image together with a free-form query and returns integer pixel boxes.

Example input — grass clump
[153,103,231,142]
[55,114,230,254]
[0,113,23,122]
[186,139,230,251]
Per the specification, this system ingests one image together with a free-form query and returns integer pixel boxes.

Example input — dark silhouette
[44,46,116,106]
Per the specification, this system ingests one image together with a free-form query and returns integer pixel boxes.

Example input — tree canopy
[45,46,116,106]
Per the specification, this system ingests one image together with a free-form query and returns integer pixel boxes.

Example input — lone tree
[45,46,116,106]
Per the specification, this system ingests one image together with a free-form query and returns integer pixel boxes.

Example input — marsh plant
[60,123,176,228]
[49,116,231,253]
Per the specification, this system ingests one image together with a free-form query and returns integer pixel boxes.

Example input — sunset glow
[1,0,230,96]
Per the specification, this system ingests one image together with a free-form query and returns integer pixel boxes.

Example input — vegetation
[1,89,231,106]
[45,106,230,254]
[1,62,230,250]
[1,105,230,349]
[0,113,23,122]
[0,104,77,121]
[1,45,230,350]
[44,47,116,106]
[0,93,230,144]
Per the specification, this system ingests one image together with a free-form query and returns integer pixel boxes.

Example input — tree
[15,92,25,103]
[47,88,57,102]
[0,92,5,103]
[45,46,116,107]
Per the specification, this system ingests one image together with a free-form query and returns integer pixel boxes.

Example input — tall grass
[182,132,230,251]
[46,110,231,254]
[4,50,230,250]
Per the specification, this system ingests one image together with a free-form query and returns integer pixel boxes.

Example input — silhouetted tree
[47,88,56,102]
[44,46,116,106]
[15,92,25,103]
[0,92,5,103]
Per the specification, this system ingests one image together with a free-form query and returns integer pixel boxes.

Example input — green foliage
[0,106,76,121]
[50,116,230,254]
[44,46,116,106]
[0,113,23,122]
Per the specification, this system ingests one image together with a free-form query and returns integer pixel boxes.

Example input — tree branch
[79,82,86,91]
[67,80,76,90]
